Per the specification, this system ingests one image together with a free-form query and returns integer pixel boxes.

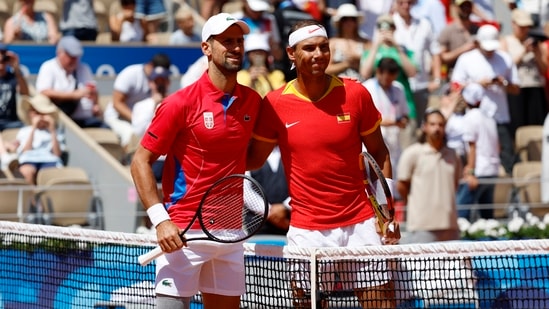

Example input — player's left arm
[362,125,392,180]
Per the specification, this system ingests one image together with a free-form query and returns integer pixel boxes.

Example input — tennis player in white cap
[131,13,261,309]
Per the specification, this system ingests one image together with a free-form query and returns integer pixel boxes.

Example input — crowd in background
[1,0,549,239]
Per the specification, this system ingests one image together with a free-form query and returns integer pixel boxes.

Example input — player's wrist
[147,203,171,227]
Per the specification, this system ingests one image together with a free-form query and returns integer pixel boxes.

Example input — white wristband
[146,203,170,227]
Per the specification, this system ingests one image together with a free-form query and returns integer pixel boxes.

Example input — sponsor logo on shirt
[285,121,300,128]
[203,112,214,129]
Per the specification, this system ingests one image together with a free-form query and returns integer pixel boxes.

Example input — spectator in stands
[326,3,370,82]
[131,67,170,139]
[0,45,28,130]
[451,24,520,175]
[457,83,500,220]
[36,36,105,128]
[3,0,60,44]
[360,14,417,147]
[15,94,65,185]
[393,0,442,144]
[356,0,393,40]
[235,0,284,65]
[200,0,229,20]
[237,33,285,98]
[438,0,479,80]
[59,0,98,41]
[134,0,167,35]
[169,6,201,45]
[104,53,171,149]
[131,66,170,182]
[109,0,147,43]
[410,0,447,37]
[363,57,409,181]
[500,9,548,137]
[397,108,462,244]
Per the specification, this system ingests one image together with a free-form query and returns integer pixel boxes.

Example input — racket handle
[138,246,164,266]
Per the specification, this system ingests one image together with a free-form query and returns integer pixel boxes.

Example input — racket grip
[138,246,164,266]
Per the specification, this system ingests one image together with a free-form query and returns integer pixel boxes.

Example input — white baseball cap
[476,25,501,51]
[462,83,485,106]
[244,33,270,52]
[201,13,250,42]
[247,0,271,12]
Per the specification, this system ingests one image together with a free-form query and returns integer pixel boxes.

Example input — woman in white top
[326,4,370,82]
[15,94,65,185]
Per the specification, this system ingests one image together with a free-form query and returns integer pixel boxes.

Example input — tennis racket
[359,151,394,235]
[138,174,269,266]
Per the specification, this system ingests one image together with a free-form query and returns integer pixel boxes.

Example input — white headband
[288,25,328,47]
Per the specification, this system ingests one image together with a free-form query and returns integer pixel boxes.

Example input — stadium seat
[0,178,36,222]
[511,161,547,218]
[1,127,19,143]
[83,128,126,163]
[3,0,16,13]
[493,176,513,219]
[514,125,543,162]
[94,0,109,33]
[35,166,104,228]
[148,32,172,45]
[0,2,10,30]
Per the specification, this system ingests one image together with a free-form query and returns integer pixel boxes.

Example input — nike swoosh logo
[285,121,300,128]
[308,27,322,34]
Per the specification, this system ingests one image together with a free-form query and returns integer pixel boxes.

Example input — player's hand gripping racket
[359,152,396,236]
[138,174,268,266]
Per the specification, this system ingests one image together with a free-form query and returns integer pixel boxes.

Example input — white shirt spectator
[410,0,447,37]
[451,49,519,124]
[393,12,440,92]
[131,97,155,138]
[462,107,500,177]
[363,77,408,177]
[35,58,95,120]
[119,19,145,42]
[104,64,150,121]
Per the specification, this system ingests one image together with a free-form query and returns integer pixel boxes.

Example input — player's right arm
[130,145,184,252]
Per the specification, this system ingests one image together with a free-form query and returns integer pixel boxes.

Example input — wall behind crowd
[8,43,203,77]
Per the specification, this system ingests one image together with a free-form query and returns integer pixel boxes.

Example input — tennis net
[0,221,548,308]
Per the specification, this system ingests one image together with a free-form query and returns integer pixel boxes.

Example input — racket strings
[200,178,267,242]
[361,153,393,222]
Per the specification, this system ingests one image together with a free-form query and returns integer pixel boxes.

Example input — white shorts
[155,230,245,297]
[287,217,390,291]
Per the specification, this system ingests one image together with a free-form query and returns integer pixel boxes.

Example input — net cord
[2,220,549,260]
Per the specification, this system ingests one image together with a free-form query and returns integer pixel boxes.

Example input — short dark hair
[376,57,400,74]
[121,0,136,6]
[151,53,171,69]
[419,108,447,144]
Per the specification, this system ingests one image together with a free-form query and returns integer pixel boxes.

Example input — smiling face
[202,24,246,73]
[288,36,330,77]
